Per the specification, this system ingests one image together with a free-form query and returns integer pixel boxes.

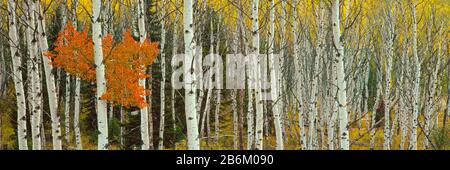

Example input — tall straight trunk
[382,0,395,150]
[137,0,150,150]
[278,0,287,134]
[7,0,28,150]
[92,0,108,150]
[171,0,179,149]
[184,0,200,150]
[231,7,240,149]
[71,0,78,28]
[59,0,71,148]
[308,1,325,150]
[71,0,81,150]
[158,0,166,150]
[252,0,264,150]
[26,0,42,150]
[331,0,349,150]
[214,16,222,143]
[269,0,283,150]
[119,106,124,148]
[36,0,63,150]
[409,1,420,150]
[73,76,82,150]
[0,45,5,98]
[399,27,409,150]
[64,73,71,147]
[328,56,339,150]
[200,18,215,144]
[292,0,306,150]
[195,0,206,128]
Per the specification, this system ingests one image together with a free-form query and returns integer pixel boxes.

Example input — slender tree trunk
[184,0,200,150]
[331,0,350,150]
[268,0,283,150]
[214,16,222,144]
[382,0,395,150]
[137,0,150,150]
[36,0,63,150]
[409,1,420,150]
[73,76,82,150]
[292,0,306,150]
[71,0,81,150]
[7,0,28,150]
[92,0,109,150]
[158,0,166,150]
[308,1,325,150]
[251,0,264,150]
[171,0,179,149]
[119,106,124,148]
[64,73,71,148]
[26,0,43,150]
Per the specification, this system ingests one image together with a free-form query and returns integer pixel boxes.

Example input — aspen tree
[137,0,150,150]
[184,0,200,150]
[7,0,28,150]
[92,0,109,150]
[269,0,283,150]
[70,0,82,150]
[36,0,63,150]
[158,0,166,150]
[382,0,395,150]
[331,0,349,150]
[409,1,420,150]
[171,0,179,149]
[25,0,42,150]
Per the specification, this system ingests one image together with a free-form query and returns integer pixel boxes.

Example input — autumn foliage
[47,21,159,108]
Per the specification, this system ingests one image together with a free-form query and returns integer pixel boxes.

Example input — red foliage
[47,21,159,108]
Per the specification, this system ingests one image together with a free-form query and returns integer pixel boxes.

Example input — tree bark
[7,0,28,150]
[92,0,109,150]
[184,0,200,150]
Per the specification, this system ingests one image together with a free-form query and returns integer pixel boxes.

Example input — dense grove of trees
[0,0,448,150]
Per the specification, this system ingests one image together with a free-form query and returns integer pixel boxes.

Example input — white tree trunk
[26,0,42,150]
[137,0,150,150]
[214,16,222,144]
[382,0,395,150]
[158,0,166,150]
[409,2,420,150]
[36,0,63,150]
[73,77,82,150]
[251,0,264,150]
[292,0,306,150]
[308,1,325,150]
[171,0,179,149]
[7,0,28,150]
[331,0,349,150]
[268,0,283,150]
[184,0,200,150]
[92,0,109,150]
[64,73,71,147]
[71,0,81,150]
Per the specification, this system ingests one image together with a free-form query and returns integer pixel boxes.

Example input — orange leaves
[102,31,159,108]
[47,22,96,82]
[47,22,159,108]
